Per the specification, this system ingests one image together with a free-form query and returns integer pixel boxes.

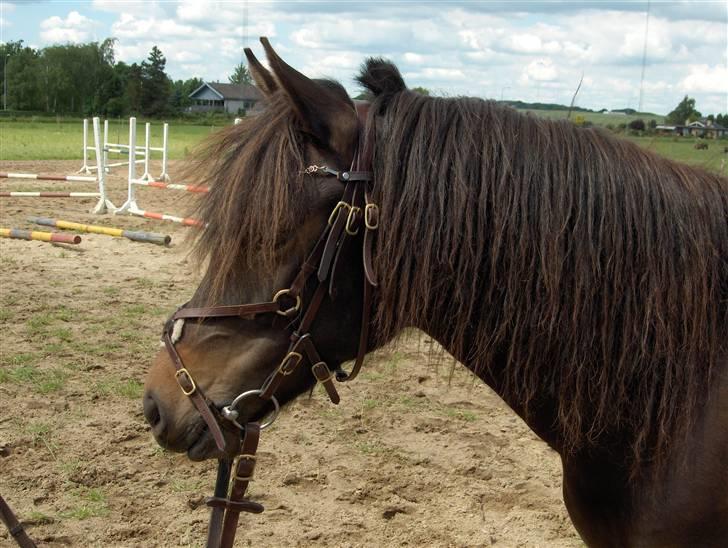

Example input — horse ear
[357,57,406,97]
[244,48,278,97]
[259,37,358,164]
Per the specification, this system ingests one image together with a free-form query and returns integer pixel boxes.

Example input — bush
[628,119,646,131]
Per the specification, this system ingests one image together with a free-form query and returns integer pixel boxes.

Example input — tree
[171,77,203,110]
[141,46,171,117]
[411,86,430,96]
[229,63,252,85]
[628,119,645,131]
[666,95,701,125]
[126,62,143,114]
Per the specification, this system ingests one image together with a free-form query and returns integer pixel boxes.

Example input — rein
[161,103,376,548]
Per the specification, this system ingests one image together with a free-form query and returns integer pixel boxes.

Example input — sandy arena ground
[0,160,581,547]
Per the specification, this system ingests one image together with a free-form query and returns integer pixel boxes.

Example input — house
[188,82,264,114]
[678,118,728,139]
[655,118,727,139]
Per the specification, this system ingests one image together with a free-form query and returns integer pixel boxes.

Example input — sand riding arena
[0,158,580,547]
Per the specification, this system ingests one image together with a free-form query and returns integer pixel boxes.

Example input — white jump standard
[115,117,205,226]
[78,118,170,182]
[1,117,115,214]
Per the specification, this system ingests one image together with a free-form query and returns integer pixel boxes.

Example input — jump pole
[0,173,97,183]
[1,117,112,213]
[28,217,171,246]
[0,228,81,245]
[0,192,100,198]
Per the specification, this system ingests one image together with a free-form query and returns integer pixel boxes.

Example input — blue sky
[1,1,726,114]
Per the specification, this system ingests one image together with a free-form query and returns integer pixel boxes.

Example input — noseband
[160,103,377,548]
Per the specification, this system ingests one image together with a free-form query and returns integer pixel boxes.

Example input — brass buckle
[345,206,361,236]
[365,203,379,230]
[312,362,334,384]
[278,351,303,375]
[234,454,256,482]
[328,201,350,226]
[175,368,197,396]
[272,289,301,317]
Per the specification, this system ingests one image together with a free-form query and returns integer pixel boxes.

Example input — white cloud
[679,64,728,94]
[7,1,724,113]
[520,58,558,84]
[40,11,99,44]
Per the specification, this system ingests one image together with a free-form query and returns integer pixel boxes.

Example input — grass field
[518,108,664,126]
[0,119,222,161]
[1,117,725,174]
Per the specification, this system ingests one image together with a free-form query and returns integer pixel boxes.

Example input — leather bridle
[160,103,377,548]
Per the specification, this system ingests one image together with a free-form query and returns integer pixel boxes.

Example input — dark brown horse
[143,39,728,547]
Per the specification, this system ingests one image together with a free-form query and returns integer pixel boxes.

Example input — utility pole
[3,54,9,111]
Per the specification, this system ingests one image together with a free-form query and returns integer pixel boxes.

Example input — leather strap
[204,424,263,548]
[205,459,231,548]
[174,302,281,320]
[163,330,228,452]
[0,494,36,548]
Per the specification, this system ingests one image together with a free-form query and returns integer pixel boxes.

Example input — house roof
[189,82,263,101]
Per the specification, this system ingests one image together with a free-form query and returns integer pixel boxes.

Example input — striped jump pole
[2,117,114,213]
[0,228,81,245]
[28,217,171,246]
[0,192,100,198]
[131,179,209,193]
[128,208,203,227]
[0,172,97,183]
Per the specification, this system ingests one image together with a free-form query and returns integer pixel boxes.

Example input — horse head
[142,39,403,461]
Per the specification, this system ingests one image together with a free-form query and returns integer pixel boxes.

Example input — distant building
[655,118,727,139]
[188,82,264,114]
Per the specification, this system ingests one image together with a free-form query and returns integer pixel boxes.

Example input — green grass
[2,114,725,173]
[0,360,69,393]
[0,118,222,161]
[516,108,664,126]
[624,135,726,172]
[60,487,109,520]
[94,377,144,399]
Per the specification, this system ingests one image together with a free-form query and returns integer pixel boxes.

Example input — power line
[638,0,651,113]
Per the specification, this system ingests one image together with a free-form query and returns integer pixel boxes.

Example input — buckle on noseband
[345,206,361,236]
[175,368,197,396]
[272,289,301,317]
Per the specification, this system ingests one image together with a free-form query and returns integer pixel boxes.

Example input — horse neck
[413,321,563,451]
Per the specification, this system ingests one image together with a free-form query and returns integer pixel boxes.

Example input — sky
[1,1,726,115]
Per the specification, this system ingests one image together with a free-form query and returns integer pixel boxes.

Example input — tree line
[0,39,252,118]
[1,39,725,127]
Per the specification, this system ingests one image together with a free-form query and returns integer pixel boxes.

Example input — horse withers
[143,38,728,547]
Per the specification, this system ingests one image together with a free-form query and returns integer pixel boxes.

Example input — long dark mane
[186,93,309,298]
[359,60,727,472]
[187,59,727,474]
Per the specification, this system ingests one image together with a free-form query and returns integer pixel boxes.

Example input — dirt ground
[0,160,581,547]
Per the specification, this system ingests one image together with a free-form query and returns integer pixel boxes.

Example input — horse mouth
[187,427,214,461]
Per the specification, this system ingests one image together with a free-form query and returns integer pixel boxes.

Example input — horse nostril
[143,391,162,429]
